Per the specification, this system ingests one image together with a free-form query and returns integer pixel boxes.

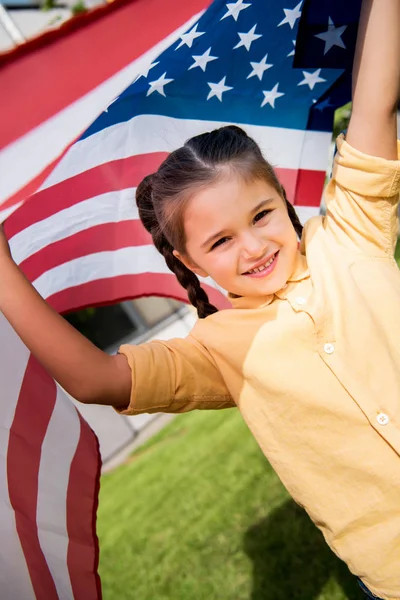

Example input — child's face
[175,175,300,298]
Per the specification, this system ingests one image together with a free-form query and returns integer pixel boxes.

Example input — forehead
[184,176,279,230]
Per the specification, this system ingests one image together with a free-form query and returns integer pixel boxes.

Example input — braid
[153,230,218,319]
[136,174,158,233]
[136,174,218,319]
[281,186,303,239]
[135,128,305,316]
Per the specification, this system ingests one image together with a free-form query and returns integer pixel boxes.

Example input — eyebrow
[201,198,275,249]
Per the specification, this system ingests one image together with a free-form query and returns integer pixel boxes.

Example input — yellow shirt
[119,135,400,600]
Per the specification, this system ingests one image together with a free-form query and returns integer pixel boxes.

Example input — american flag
[3,0,351,312]
[0,0,360,597]
[1,312,101,600]
[0,1,208,597]
[0,0,209,222]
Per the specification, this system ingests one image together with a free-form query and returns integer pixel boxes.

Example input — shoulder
[190,307,238,340]
[330,134,400,199]
[300,215,325,249]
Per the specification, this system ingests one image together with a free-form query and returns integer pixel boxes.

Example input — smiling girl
[1,0,400,598]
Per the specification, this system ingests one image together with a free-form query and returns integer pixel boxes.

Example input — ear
[173,250,208,278]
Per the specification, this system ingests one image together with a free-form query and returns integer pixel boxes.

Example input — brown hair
[136,125,303,318]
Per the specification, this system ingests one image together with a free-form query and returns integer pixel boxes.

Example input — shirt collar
[228,252,310,309]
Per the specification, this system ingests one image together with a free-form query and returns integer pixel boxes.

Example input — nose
[240,231,267,259]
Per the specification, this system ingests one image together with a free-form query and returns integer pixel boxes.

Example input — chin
[249,275,287,297]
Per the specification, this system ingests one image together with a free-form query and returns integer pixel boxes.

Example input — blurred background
[0,0,104,52]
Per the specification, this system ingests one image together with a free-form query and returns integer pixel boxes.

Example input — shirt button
[324,343,335,354]
[376,413,390,426]
[296,296,306,305]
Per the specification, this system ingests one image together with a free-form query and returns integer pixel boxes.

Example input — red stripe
[5,152,322,238]
[0,0,209,149]
[1,159,61,212]
[277,167,325,207]
[5,153,168,238]
[20,221,150,282]
[294,169,326,207]
[45,272,230,315]
[67,413,102,600]
[7,355,59,600]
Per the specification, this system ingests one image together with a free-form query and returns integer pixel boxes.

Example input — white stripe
[9,188,138,264]
[37,386,81,600]
[303,129,332,172]
[33,245,172,298]
[32,245,222,300]
[0,314,36,600]
[296,206,320,224]
[0,11,204,205]
[42,115,332,190]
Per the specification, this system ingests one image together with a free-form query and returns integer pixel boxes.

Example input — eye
[210,236,230,250]
[253,209,271,224]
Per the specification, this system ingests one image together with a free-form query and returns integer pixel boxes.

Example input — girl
[1,0,399,598]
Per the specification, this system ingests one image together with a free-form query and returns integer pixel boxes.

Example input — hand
[0,224,12,261]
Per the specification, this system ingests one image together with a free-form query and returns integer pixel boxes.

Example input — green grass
[97,410,364,600]
[395,239,400,265]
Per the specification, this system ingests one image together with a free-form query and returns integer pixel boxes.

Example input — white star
[134,61,159,82]
[175,24,205,50]
[315,17,347,55]
[261,83,285,108]
[147,72,174,97]
[234,24,262,52]
[189,47,218,72]
[287,39,296,57]
[247,53,273,80]
[278,1,302,29]
[221,0,251,22]
[207,76,233,101]
[298,68,326,90]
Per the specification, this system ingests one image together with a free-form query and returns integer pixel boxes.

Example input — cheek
[210,252,236,276]
[274,214,297,244]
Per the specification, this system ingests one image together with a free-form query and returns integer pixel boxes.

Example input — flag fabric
[1,3,209,596]
[295,0,362,70]
[4,0,356,315]
[294,0,362,129]
[0,1,362,597]
[0,0,210,222]
[0,312,102,600]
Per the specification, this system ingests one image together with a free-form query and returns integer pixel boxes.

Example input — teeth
[247,254,275,274]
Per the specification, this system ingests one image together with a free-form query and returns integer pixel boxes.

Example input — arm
[321,1,400,257]
[118,337,234,415]
[0,227,232,413]
[346,0,400,159]
[0,227,131,408]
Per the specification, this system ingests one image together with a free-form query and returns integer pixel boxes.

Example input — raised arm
[0,226,232,413]
[0,226,131,408]
[346,0,400,159]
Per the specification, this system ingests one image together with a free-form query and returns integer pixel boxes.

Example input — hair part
[136,125,303,318]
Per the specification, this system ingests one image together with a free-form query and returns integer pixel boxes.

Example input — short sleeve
[115,335,234,416]
[323,134,400,257]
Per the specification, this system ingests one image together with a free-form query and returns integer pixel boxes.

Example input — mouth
[242,251,279,278]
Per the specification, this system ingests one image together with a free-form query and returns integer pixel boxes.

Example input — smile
[243,251,279,278]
